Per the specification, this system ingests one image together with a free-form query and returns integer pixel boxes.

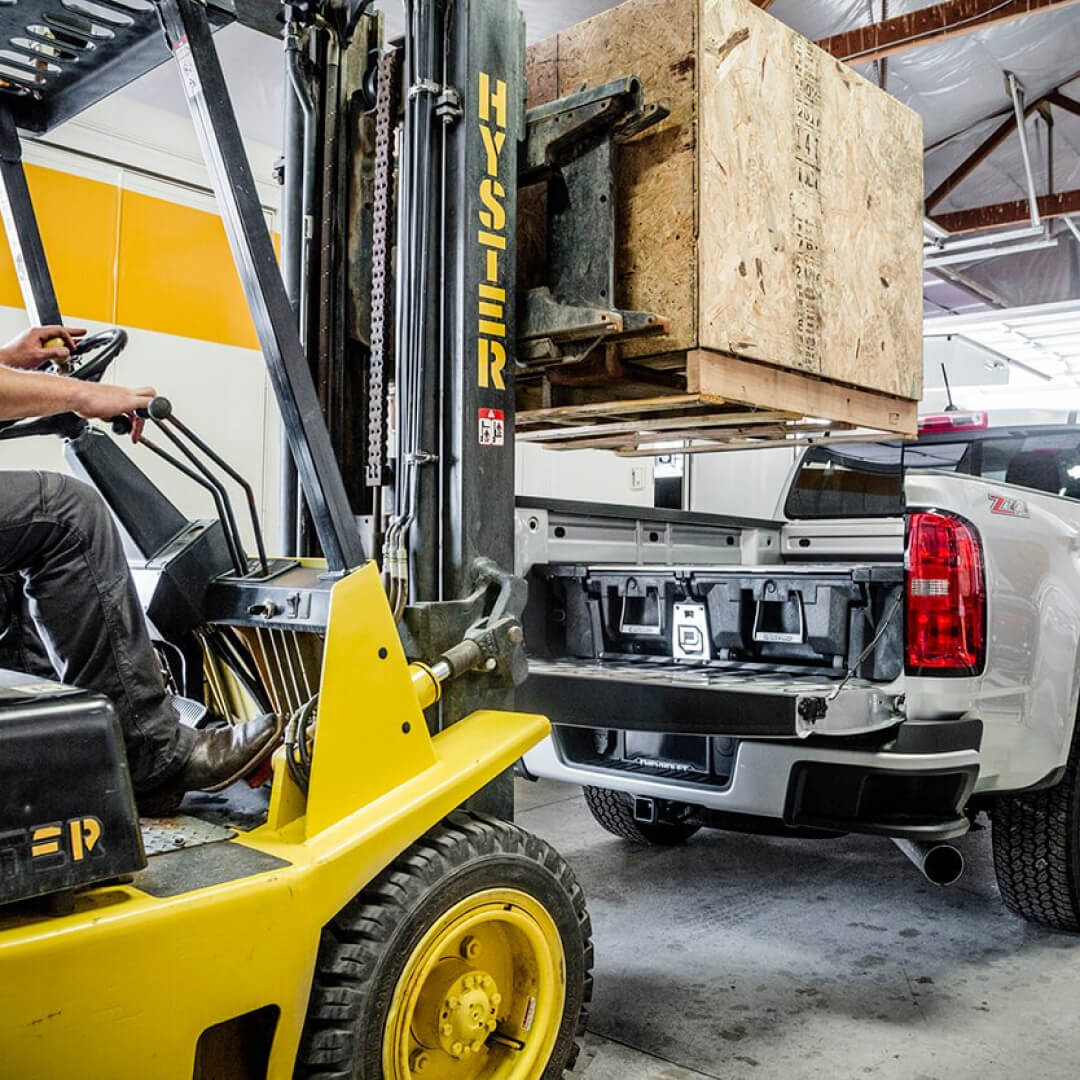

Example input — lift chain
[366,46,402,488]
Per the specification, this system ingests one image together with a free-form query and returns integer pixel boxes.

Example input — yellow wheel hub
[383,888,566,1080]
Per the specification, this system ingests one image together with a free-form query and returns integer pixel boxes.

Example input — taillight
[905,511,985,675]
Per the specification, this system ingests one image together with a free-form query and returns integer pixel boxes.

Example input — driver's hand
[0,325,87,370]
[72,382,155,443]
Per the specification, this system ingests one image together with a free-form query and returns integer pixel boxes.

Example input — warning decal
[479,408,505,447]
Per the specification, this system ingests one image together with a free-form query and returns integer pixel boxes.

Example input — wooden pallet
[516,350,917,454]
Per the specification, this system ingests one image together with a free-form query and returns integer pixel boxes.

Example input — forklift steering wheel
[0,327,129,440]
[57,327,129,383]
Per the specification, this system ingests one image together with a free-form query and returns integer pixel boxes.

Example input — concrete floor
[516,779,1080,1080]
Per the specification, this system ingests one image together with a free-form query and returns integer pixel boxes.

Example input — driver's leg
[0,571,56,678]
[0,470,195,789]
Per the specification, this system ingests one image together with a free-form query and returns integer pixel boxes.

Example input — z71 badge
[988,493,1029,518]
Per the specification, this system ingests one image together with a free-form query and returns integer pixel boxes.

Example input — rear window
[785,432,1080,519]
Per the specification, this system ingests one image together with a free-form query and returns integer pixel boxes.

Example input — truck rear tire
[991,737,1080,931]
[583,786,701,845]
[295,811,592,1079]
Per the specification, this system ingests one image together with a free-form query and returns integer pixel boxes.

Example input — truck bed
[516,496,906,740]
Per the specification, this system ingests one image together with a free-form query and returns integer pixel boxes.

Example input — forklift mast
[276,0,525,813]
[0,0,524,813]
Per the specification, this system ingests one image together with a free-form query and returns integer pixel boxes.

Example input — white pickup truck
[515,418,1080,931]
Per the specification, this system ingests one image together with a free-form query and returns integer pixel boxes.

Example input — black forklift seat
[0,668,145,905]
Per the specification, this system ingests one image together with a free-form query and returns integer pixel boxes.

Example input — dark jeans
[0,470,195,789]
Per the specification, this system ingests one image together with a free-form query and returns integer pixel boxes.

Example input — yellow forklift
[0,0,629,1074]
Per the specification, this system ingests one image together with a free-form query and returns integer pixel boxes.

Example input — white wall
[515,441,654,506]
[688,446,798,521]
[49,92,280,210]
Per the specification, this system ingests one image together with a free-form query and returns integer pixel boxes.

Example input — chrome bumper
[522,736,981,821]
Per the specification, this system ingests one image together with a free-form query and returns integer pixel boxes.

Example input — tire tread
[294,811,592,1078]
[992,733,1080,931]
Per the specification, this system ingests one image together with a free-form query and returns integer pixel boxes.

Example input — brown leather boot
[138,713,280,817]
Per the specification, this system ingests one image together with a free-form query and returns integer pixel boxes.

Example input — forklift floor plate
[132,838,289,899]
[139,815,236,858]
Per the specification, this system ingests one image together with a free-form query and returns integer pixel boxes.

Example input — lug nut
[460,936,481,960]
[452,1041,464,1056]
[410,1050,430,1073]
[441,1023,452,1037]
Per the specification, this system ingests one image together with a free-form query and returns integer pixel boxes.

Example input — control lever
[116,404,248,573]
[149,398,269,576]
[114,396,270,577]
[109,408,147,437]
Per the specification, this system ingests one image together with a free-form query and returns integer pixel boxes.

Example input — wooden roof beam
[1047,90,1080,119]
[932,188,1080,233]
[926,74,1080,211]
[926,109,1024,212]
[818,0,1080,65]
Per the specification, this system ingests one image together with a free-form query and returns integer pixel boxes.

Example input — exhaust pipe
[892,838,965,887]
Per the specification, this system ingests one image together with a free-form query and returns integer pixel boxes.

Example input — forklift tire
[583,786,701,846]
[295,811,592,1079]
[992,732,1080,932]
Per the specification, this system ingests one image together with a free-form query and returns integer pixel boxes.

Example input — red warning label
[479,408,505,447]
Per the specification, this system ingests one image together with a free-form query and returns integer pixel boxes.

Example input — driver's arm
[0,364,155,422]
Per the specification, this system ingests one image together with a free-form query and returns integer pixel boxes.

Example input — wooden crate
[518,0,924,436]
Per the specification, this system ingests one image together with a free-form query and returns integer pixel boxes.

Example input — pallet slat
[517,350,916,452]
[517,408,798,443]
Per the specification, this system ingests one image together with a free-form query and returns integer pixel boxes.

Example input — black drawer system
[526,564,904,680]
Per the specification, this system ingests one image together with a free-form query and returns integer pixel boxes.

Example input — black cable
[205,627,273,714]
[285,695,318,792]
[284,721,308,792]
[297,695,316,777]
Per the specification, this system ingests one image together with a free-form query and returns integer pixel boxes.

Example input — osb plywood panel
[521,0,923,405]
[697,0,923,399]
[524,31,558,106]
[525,0,699,358]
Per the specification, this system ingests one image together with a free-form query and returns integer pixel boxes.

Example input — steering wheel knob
[148,396,173,421]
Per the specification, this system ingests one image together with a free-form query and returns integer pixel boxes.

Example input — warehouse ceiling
[116,0,1080,316]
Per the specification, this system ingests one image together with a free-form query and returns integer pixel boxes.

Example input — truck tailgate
[519,657,903,739]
